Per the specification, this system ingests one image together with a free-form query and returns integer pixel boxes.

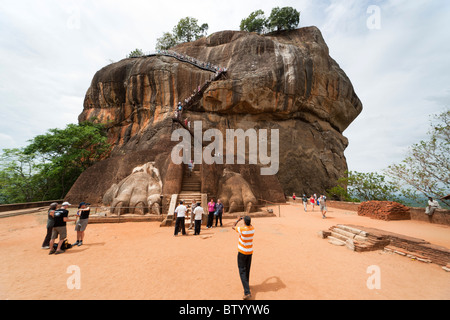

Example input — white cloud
[0,0,448,175]
[318,0,450,172]
[0,133,17,150]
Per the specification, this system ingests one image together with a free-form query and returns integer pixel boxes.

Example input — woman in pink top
[207,199,216,228]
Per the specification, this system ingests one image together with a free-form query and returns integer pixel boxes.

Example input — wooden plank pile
[357,201,410,221]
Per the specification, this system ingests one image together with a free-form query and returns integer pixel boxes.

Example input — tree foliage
[173,17,208,43]
[127,48,144,58]
[239,7,300,35]
[0,149,48,203]
[155,17,208,51]
[240,10,267,34]
[327,171,401,203]
[266,6,300,32]
[0,122,111,204]
[385,110,450,206]
[155,32,178,51]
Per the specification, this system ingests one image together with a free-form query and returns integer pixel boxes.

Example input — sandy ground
[0,203,449,300]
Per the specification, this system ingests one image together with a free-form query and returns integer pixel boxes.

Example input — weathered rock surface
[66,27,362,209]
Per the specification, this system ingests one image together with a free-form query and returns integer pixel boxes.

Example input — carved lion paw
[103,162,162,215]
[218,169,257,214]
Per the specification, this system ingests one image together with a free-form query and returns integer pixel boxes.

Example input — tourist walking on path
[319,195,327,218]
[188,199,197,230]
[49,202,76,255]
[232,216,255,300]
[74,202,91,246]
[42,202,58,249]
[207,198,216,228]
[174,201,187,236]
[193,202,204,235]
[292,193,296,202]
[310,195,315,211]
[177,102,182,120]
[214,199,224,227]
[302,194,308,212]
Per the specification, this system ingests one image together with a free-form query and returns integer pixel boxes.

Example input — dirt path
[0,204,449,300]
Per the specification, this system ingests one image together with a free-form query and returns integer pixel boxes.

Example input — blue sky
[0,0,449,173]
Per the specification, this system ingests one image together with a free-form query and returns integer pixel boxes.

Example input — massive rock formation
[66,26,362,213]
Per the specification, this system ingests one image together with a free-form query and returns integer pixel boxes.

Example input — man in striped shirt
[232,216,254,300]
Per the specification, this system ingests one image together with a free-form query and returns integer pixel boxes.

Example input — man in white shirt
[188,199,197,230]
[425,197,441,216]
[174,201,187,236]
[193,203,204,235]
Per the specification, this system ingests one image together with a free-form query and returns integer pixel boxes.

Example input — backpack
[53,239,72,250]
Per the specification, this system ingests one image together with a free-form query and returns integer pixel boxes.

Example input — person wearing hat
[74,202,91,246]
[49,202,76,255]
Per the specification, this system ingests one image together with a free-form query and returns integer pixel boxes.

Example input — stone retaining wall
[326,201,450,226]
[326,200,361,212]
[409,207,450,225]
[0,200,63,213]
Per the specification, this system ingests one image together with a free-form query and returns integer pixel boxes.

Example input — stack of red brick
[357,201,410,221]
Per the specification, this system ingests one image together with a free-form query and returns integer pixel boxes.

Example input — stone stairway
[178,163,202,226]
[181,164,201,191]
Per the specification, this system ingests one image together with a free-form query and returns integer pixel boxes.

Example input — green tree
[327,171,401,203]
[386,110,450,207]
[0,122,111,204]
[24,122,111,199]
[127,48,144,58]
[172,17,208,43]
[266,6,300,32]
[326,182,356,202]
[155,32,178,50]
[240,10,267,34]
[154,17,209,51]
[0,149,49,203]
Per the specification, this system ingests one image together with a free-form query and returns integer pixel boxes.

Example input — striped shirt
[236,225,255,255]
